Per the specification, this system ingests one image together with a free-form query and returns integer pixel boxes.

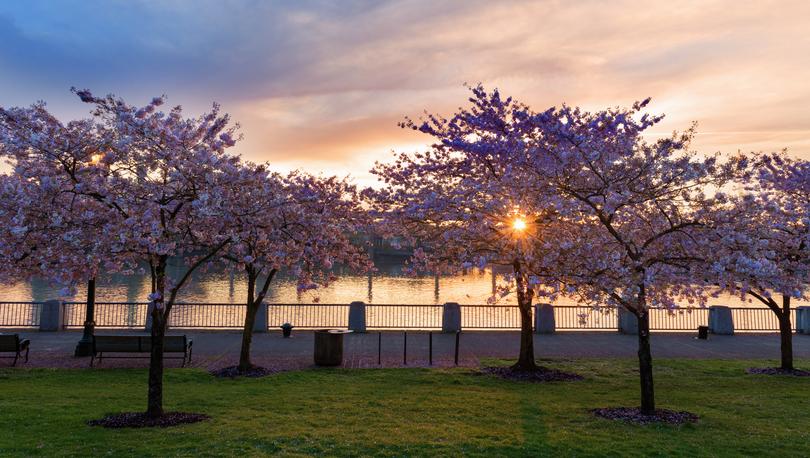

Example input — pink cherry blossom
[217,161,372,372]
[372,85,741,414]
[702,152,810,371]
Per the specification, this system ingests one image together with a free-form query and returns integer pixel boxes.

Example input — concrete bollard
[442,302,461,333]
[618,307,638,335]
[348,301,367,333]
[534,303,555,334]
[708,305,734,335]
[796,306,810,334]
[145,301,156,332]
[144,301,170,332]
[253,302,268,333]
[39,299,64,331]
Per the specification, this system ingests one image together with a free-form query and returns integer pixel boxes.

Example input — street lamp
[74,278,96,357]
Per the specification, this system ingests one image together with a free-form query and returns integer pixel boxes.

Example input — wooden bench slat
[93,336,187,351]
[90,335,191,367]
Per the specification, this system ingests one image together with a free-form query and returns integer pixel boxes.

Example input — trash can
[314,329,353,366]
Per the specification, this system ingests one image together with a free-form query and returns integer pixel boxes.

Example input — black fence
[0,301,801,333]
[0,302,43,328]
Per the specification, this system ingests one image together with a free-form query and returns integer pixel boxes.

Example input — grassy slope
[1,359,809,457]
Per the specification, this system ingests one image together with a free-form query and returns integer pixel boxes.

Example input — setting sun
[512,218,527,231]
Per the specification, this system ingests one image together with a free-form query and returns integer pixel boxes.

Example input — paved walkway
[3,329,809,369]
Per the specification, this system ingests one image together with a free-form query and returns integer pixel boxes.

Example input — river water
[1,258,503,305]
[0,257,803,309]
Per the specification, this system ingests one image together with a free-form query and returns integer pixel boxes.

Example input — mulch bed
[590,407,698,425]
[480,365,583,382]
[87,412,210,428]
[209,365,279,378]
[746,367,810,376]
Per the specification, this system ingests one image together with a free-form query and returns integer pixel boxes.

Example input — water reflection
[0,257,503,305]
[0,256,804,308]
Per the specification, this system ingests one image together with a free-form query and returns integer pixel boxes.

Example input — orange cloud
[2,0,808,181]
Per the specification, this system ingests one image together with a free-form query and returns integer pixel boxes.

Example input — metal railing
[170,303,247,329]
[0,301,42,328]
[369,305,443,329]
[63,302,149,329]
[0,301,804,332]
[555,305,619,330]
[649,308,710,331]
[268,303,348,329]
[730,307,797,332]
[462,305,525,329]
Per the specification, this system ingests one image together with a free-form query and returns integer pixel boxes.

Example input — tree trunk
[514,298,537,370]
[143,243,228,417]
[146,257,167,418]
[636,310,655,415]
[238,269,258,372]
[511,260,537,371]
[147,307,166,418]
[749,291,795,371]
[779,295,793,371]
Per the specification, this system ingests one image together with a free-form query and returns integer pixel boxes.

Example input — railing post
[708,305,734,335]
[796,306,810,334]
[618,307,638,335]
[39,299,64,331]
[254,302,268,333]
[442,302,461,333]
[534,303,555,334]
[348,301,367,333]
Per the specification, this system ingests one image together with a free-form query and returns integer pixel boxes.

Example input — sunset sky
[1,0,809,185]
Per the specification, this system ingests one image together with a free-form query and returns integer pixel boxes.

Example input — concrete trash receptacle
[314,329,353,366]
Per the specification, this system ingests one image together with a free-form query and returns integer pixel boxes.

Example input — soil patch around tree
[87,412,210,428]
[209,365,278,378]
[746,367,810,376]
[590,407,698,425]
[480,365,583,382]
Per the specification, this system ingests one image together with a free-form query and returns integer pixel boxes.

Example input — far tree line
[1,86,807,418]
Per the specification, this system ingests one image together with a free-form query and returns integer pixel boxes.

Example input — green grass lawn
[1,359,809,457]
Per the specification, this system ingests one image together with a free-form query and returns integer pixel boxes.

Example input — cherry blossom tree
[76,89,243,418]
[371,87,566,372]
[706,153,810,371]
[219,164,372,374]
[4,89,241,419]
[0,104,132,355]
[0,174,55,285]
[0,172,131,347]
[509,97,739,415]
[376,86,738,415]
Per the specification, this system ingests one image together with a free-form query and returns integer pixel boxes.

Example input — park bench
[90,335,192,367]
[0,334,30,366]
